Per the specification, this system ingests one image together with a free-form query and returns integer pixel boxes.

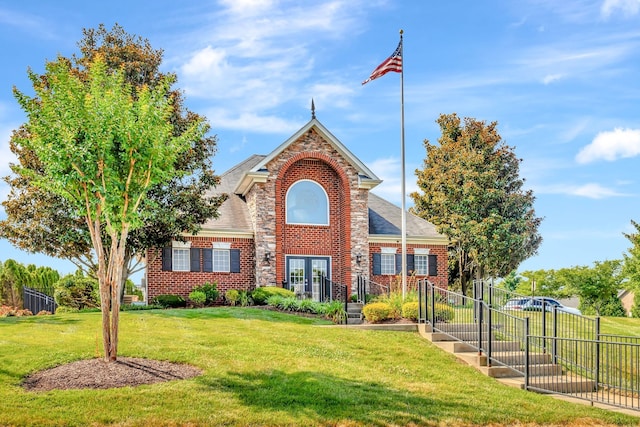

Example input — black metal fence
[22,286,57,314]
[355,275,389,303]
[418,279,640,412]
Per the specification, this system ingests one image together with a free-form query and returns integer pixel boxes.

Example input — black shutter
[395,254,402,274]
[372,253,381,275]
[428,254,438,276]
[202,249,213,272]
[230,249,241,273]
[190,248,201,272]
[406,254,415,273]
[162,247,172,271]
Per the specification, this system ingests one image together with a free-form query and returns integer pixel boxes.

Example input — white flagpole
[399,29,407,300]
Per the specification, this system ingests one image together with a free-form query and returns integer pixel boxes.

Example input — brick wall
[146,236,255,301]
[269,128,361,291]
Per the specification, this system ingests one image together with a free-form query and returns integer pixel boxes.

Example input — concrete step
[347,302,363,311]
[528,377,597,394]
[433,340,521,353]
[433,323,491,333]
[346,316,363,325]
[490,351,552,366]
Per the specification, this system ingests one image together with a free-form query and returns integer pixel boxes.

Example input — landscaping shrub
[434,303,454,322]
[53,274,99,310]
[188,290,207,307]
[251,286,295,305]
[238,290,253,307]
[55,306,79,314]
[362,302,392,323]
[152,294,186,308]
[192,282,219,305]
[225,289,240,306]
[372,290,418,319]
[401,301,419,321]
[0,305,33,317]
[323,300,346,323]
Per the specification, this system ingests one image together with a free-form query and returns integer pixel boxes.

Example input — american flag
[362,40,402,85]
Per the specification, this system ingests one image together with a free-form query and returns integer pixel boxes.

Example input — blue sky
[1,0,640,278]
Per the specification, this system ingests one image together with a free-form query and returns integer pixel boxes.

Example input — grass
[1,308,639,426]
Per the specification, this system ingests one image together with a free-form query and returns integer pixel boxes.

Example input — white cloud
[368,157,418,206]
[542,73,564,84]
[601,0,640,18]
[535,182,626,198]
[205,108,301,134]
[169,1,376,134]
[576,128,640,163]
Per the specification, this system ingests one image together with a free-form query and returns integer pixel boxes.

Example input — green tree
[411,113,542,295]
[0,260,28,307]
[622,219,640,290]
[500,271,521,292]
[565,260,623,316]
[1,24,225,286]
[14,53,204,361]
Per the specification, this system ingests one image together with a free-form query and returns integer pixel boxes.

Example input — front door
[286,256,330,301]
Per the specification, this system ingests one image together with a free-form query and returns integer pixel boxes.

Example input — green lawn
[0,308,638,426]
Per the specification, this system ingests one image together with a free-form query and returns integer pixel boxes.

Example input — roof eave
[368,234,450,245]
[234,171,270,196]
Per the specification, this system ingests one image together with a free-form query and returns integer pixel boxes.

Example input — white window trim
[414,248,430,255]
[414,254,429,276]
[381,247,397,254]
[285,179,330,226]
[212,248,231,272]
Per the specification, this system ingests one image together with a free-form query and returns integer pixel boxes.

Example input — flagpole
[399,29,407,301]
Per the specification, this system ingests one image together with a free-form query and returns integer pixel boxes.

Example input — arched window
[286,180,329,225]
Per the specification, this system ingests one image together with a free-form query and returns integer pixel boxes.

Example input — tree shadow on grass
[202,370,469,426]
[0,316,80,326]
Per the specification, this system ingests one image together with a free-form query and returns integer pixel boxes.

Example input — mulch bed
[22,357,202,392]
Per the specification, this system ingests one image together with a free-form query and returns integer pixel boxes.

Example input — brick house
[146,114,449,301]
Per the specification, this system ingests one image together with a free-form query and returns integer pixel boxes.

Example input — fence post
[552,307,558,364]
[524,317,530,390]
[429,282,435,326]
[542,299,547,354]
[595,316,600,391]
[418,280,423,323]
[477,295,484,356]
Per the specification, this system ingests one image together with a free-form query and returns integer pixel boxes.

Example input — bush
[152,294,186,308]
[324,300,346,323]
[251,286,295,305]
[225,289,240,306]
[188,290,207,307]
[0,305,33,317]
[373,290,418,320]
[238,290,253,307]
[192,282,219,305]
[434,303,454,322]
[55,306,79,314]
[401,301,419,321]
[362,302,393,323]
[54,275,99,310]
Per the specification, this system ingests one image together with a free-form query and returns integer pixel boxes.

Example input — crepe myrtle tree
[13,55,206,361]
[1,25,226,286]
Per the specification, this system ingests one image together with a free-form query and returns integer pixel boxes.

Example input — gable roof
[368,192,447,244]
[234,118,382,196]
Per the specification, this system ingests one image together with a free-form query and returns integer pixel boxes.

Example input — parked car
[522,297,581,315]
[502,297,531,311]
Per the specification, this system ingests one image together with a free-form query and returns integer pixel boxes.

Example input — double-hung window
[380,247,397,275]
[414,248,431,276]
[172,241,191,272]
[212,243,231,272]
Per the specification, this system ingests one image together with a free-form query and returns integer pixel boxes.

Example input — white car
[522,297,581,315]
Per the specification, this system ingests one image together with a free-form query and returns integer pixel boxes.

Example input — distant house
[146,113,449,301]
[618,289,635,317]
